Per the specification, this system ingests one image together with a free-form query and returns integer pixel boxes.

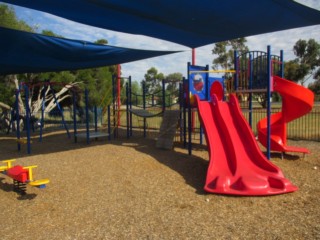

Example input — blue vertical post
[94,105,98,133]
[142,81,146,138]
[183,78,187,148]
[234,50,238,91]
[205,65,209,100]
[112,75,116,138]
[129,76,133,137]
[179,82,183,142]
[266,46,272,160]
[126,82,129,138]
[280,50,284,78]
[188,95,192,155]
[15,89,21,151]
[162,79,166,111]
[107,105,111,140]
[187,64,192,155]
[24,85,31,154]
[222,77,226,101]
[200,65,209,145]
[85,89,90,144]
[73,91,77,143]
[249,53,253,127]
[51,84,70,138]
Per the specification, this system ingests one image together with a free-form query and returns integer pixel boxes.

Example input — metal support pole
[117,64,121,128]
[73,91,77,143]
[112,75,117,138]
[108,105,111,140]
[142,81,146,138]
[266,45,272,160]
[179,82,183,142]
[280,50,284,78]
[85,89,90,144]
[183,78,187,148]
[24,85,31,154]
[94,105,98,133]
[162,79,166,111]
[249,53,253,127]
[51,84,70,138]
[234,50,238,91]
[15,89,21,151]
[186,63,192,155]
[129,76,132,137]
[126,82,129,139]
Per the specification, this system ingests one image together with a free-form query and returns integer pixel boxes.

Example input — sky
[3,0,320,83]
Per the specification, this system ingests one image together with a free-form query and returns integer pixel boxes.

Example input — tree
[165,73,182,105]
[165,73,182,93]
[143,67,165,94]
[285,39,320,86]
[95,39,108,45]
[0,4,35,130]
[131,80,141,95]
[127,80,142,106]
[40,29,64,38]
[0,4,33,31]
[212,38,249,78]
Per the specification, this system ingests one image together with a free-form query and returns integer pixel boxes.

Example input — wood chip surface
[0,130,319,239]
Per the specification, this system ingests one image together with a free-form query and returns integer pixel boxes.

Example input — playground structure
[183,63,225,154]
[233,48,314,157]
[0,45,315,197]
[9,81,73,154]
[257,76,314,155]
[73,74,139,144]
[195,83,298,195]
[4,45,313,162]
[184,45,314,195]
[125,77,181,144]
[0,159,49,195]
[9,78,117,149]
[185,46,314,158]
[73,88,111,144]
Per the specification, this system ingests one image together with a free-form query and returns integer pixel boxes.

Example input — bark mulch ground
[0,131,319,239]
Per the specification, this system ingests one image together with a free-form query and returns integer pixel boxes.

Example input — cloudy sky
[3,0,320,82]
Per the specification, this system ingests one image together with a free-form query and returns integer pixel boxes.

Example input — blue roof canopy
[0,27,180,75]
[4,0,320,48]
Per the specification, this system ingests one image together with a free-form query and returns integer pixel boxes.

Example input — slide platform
[194,82,297,196]
[257,76,314,153]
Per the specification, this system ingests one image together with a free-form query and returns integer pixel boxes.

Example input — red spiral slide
[257,76,314,153]
[194,82,297,196]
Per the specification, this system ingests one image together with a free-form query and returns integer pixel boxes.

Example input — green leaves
[0,4,33,32]
[285,38,320,86]
[212,38,249,77]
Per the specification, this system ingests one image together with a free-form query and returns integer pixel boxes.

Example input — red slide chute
[195,82,297,196]
[257,76,314,153]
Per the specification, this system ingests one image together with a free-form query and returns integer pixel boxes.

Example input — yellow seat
[0,166,8,172]
[0,159,16,172]
[29,178,50,186]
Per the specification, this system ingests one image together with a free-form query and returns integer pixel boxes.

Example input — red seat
[7,165,28,183]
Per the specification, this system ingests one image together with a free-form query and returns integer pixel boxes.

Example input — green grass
[121,106,320,141]
[16,103,319,141]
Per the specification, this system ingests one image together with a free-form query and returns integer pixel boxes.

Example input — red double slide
[257,76,314,153]
[195,82,297,196]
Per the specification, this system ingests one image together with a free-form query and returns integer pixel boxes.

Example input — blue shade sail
[3,0,320,48]
[0,27,180,75]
